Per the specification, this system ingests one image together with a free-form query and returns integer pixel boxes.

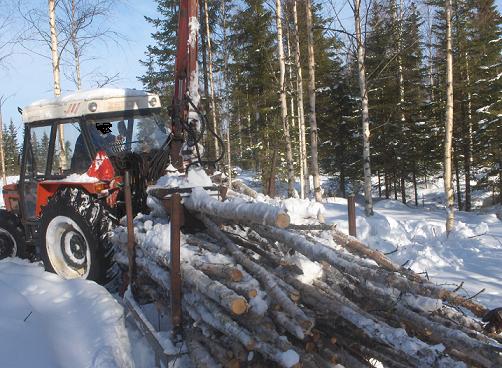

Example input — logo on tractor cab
[64,102,81,115]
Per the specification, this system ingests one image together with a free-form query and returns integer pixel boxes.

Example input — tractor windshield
[69,114,169,173]
[88,114,169,154]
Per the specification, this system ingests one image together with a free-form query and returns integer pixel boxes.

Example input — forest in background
[140,0,501,214]
[0,0,500,226]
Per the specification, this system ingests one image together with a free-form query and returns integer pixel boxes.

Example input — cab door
[19,123,55,220]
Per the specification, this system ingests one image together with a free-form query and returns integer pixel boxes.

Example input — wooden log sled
[117,188,502,368]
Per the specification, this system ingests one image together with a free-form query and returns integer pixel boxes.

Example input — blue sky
[0,0,157,131]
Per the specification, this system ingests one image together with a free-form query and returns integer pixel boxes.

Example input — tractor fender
[35,181,107,217]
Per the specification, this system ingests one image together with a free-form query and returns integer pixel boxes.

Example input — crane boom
[170,0,200,171]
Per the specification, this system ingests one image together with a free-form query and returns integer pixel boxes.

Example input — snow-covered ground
[323,197,502,308]
[0,259,133,367]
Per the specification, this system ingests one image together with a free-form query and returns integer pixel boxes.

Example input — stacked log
[113,187,502,368]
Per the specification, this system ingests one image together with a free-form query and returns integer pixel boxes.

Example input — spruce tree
[3,120,20,175]
[401,2,428,205]
[39,132,50,171]
[139,0,179,109]
[227,0,277,183]
[469,0,502,200]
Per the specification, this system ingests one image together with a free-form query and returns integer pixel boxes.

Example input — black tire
[0,210,25,259]
[40,187,116,284]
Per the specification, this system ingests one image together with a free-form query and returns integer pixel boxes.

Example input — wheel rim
[0,228,17,258]
[46,216,91,279]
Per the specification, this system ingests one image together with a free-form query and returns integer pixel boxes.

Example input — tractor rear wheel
[0,210,25,259]
[40,187,116,284]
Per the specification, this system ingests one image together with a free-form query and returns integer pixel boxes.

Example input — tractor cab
[0,88,169,282]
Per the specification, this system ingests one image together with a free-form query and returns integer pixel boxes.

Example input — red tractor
[0,89,174,283]
[0,0,219,284]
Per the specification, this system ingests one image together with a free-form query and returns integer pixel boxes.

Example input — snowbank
[280,197,325,224]
[323,197,502,309]
[0,259,133,368]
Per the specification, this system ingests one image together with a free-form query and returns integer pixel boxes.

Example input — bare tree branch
[15,0,124,90]
[0,6,17,67]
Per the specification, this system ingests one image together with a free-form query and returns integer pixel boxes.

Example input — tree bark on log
[186,327,223,368]
[198,214,314,333]
[184,190,290,228]
[185,235,225,254]
[231,180,258,199]
[118,237,249,316]
[355,278,502,367]
[272,310,305,340]
[330,228,405,273]
[193,261,243,283]
[183,263,248,315]
[196,333,241,368]
[256,225,488,317]
[283,275,463,367]
[184,293,257,350]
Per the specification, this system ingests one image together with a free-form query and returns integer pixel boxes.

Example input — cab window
[53,121,90,175]
[26,126,51,178]
[23,125,52,219]
[85,115,168,155]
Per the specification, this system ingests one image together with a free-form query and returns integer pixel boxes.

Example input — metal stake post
[124,171,136,286]
[348,195,357,237]
[170,193,183,331]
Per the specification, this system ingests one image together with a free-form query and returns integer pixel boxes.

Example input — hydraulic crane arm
[168,0,224,173]
[170,0,200,171]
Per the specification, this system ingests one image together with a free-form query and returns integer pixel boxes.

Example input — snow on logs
[183,187,290,228]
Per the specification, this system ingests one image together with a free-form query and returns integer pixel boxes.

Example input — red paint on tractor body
[2,183,20,213]
[34,151,119,217]
[87,150,116,181]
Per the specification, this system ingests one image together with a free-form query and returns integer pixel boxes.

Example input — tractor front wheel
[0,210,25,259]
[40,187,116,284]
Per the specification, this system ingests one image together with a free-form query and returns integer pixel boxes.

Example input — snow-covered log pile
[112,173,502,368]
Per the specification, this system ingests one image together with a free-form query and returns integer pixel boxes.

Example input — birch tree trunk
[293,0,310,199]
[222,0,232,184]
[70,0,81,90]
[305,0,322,202]
[293,0,309,199]
[0,98,6,185]
[49,0,67,169]
[286,28,296,131]
[444,0,455,234]
[203,0,220,161]
[463,54,473,212]
[276,0,295,198]
[353,0,374,216]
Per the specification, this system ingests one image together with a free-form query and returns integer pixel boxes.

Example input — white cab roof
[22,88,161,124]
